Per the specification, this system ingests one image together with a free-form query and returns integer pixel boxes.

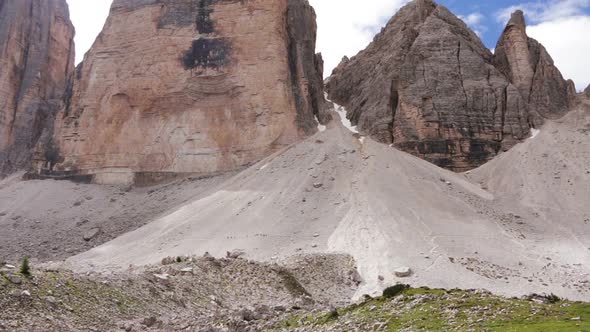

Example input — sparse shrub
[326,307,339,320]
[382,283,410,298]
[544,293,562,304]
[176,256,182,263]
[20,256,31,277]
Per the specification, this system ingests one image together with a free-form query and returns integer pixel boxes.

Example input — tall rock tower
[493,10,577,123]
[0,0,75,176]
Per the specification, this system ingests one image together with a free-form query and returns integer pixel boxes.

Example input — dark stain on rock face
[182,38,230,70]
[158,1,200,29]
[196,0,215,34]
[157,0,219,33]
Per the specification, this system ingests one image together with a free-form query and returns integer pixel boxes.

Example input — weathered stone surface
[394,267,412,278]
[83,227,101,242]
[36,0,327,184]
[493,10,576,123]
[326,0,572,171]
[326,0,529,171]
[0,0,75,176]
[585,85,590,98]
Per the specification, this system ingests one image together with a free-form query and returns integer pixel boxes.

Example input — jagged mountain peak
[327,1,576,171]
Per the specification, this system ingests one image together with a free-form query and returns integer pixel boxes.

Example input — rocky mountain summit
[0,0,75,177]
[326,0,576,171]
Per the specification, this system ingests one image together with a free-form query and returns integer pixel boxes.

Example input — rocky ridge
[32,0,329,185]
[326,0,576,171]
[0,0,75,177]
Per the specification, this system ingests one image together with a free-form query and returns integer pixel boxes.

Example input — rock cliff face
[0,0,75,176]
[493,10,577,123]
[326,0,574,171]
[37,0,327,184]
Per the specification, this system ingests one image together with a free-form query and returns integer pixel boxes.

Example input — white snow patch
[530,128,541,139]
[316,115,326,132]
[334,104,359,133]
[359,136,366,144]
[259,164,269,171]
[324,92,359,134]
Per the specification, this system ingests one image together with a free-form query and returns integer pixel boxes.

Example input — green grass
[275,287,590,331]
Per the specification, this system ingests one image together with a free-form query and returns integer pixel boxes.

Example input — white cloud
[462,12,484,26]
[309,0,410,76]
[67,0,112,64]
[527,16,590,91]
[496,0,589,23]
[459,12,486,36]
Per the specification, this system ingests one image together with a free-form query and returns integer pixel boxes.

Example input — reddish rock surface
[326,0,574,171]
[0,0,75,176]
[493,10,577,123]
[35,0,327,184]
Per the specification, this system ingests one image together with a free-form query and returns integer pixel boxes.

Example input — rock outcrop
[493,10,577,123]
[35,0,327,184]
[585,85,590,98]
[0,0,75,176]
[326,0,574,171]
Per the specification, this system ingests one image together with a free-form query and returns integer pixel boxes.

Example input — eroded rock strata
[493,10,577,123]
[326,0,575,171]
[0,0,75,176]
[35,0,327,184]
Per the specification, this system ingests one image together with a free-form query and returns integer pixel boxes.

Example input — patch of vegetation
[19,256,31,277]
[382,283,409,298]
[275,287,590,331]
[277,268,311,298]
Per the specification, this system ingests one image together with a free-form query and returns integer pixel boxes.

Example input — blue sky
[441,0,590,49]
[441,0,522,48]
[68,0,590,90]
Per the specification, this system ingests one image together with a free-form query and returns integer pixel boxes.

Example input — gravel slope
[63,102,590,301]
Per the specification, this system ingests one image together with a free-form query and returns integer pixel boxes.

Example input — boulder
[83,228,101,241]
[0,0,75,176]
[6,274,22,285]
[36,0,329,185]
[226,250,245,259]
[394,267,412,278]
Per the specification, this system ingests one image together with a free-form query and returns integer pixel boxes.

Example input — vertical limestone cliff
[0,0,75,176]
[40,0,327,184]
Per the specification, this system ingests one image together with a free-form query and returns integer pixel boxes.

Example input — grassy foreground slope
[276,287,590,332]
